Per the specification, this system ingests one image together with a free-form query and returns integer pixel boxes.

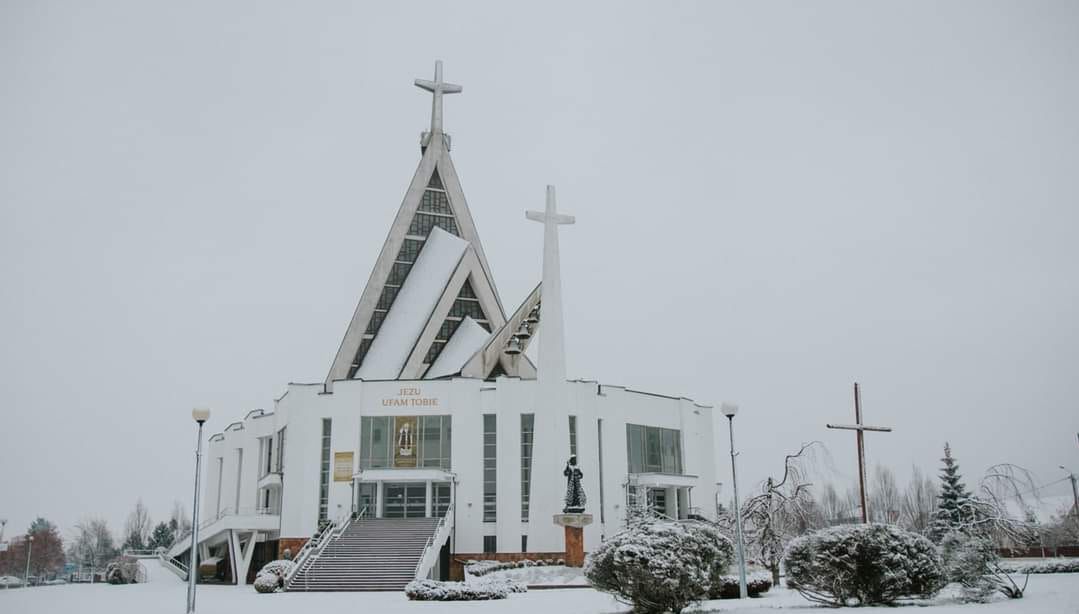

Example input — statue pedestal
[553,513,593,567]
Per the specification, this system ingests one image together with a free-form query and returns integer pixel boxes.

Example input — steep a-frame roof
[326,61,528,386]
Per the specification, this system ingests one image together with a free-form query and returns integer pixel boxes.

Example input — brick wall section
[278,537,309,560]
[449,551,567,581]
[999,545,1079,558]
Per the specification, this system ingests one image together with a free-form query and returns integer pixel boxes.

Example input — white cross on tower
[826,382,893,523]
[414,60,462,135]
[526,186,575,388]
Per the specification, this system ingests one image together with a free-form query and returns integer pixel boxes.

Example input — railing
[284,507,359,591]
[414,508,453,580]
[121,548,160,558]
[170,506,280,551]
[158,550,189,581]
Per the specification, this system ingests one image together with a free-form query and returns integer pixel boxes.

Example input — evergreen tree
[929,442,975,542]
[147,522,175,550]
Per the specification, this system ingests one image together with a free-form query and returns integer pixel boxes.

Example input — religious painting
[393,415,418,468]
[333,451,353,482]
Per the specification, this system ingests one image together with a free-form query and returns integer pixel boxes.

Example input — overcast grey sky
[2,1,1077,539]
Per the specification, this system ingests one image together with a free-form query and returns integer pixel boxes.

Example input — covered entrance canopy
[353,469,454,519]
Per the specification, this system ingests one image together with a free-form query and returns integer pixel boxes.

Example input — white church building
[170,62,723,589]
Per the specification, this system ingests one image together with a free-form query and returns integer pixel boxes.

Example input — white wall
[202,377,721,556]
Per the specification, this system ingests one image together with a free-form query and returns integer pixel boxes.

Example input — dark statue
[563,455,586,513]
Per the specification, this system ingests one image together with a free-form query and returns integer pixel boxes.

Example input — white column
[425,481,433,518]
[375,482,384,519]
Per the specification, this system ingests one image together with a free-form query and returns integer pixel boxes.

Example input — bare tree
[901,465,937,534]
[869,465,902,524]
[741,441,825,585]
[817,483,848,526]
[69,518,118,574]
[123,500,152,551]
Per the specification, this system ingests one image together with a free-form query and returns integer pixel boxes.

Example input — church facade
[179,62,722,585]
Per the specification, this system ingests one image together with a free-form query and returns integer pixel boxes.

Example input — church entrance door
[383,483,426,518]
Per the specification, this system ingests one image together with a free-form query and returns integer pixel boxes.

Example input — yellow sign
[393,416,419,468]
[333,452,354,482]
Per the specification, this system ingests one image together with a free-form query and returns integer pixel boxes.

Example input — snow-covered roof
[355,227,469,380]
[426,316,491,379]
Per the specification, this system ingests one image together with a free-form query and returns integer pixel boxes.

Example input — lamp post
[24,535,33,588]
[187,407,210,613]
[1061,466,1079,520]
[721,402,748,600]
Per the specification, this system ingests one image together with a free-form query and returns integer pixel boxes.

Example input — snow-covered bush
[1001,557,1079,574]
[252,559,295,593]
[709,571,773,599]
[404,578,522,601]
[784,523,946,607]
[941,532,1027,600]
[464,557,563,578]
[105,559,141,584]
[940,532,997,602]
[585,519,734,613]
[253,573,281,593]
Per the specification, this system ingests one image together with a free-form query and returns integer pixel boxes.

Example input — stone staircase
[287,517,442,591]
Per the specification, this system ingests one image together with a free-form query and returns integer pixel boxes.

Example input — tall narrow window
[275,427,286,473]
[483,414,497,522]
[520,414,535,522]
[568,415,578,457]
[318,419,332,523]
[215,457,224,515]
[483,535,497,554]
[597,419,605,523]
[234,449,243,513]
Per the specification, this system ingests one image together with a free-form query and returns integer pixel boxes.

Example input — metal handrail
[284,507,360,590]
[414,509,452,580]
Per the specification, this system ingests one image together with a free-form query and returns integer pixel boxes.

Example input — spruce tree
[929,442,975,542]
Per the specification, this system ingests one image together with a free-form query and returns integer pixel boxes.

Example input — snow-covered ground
[1,573,1076,613]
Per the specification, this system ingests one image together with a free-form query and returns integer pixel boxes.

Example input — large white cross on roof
[414,60,462,135]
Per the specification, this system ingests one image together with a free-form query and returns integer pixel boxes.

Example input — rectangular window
[376,285,400,310]
[419,190,453,215]
[360,417,391,469]
[234,448,243,513]
[521,535,528,553]
[520,414,535,522]
[483,535,497,554]
[419,415,452,469]
[396,238,425,263]
[626,424,683,475]
[318,419,332,522]
[568,415,577,458]
[274,427,286,473]
[387,261,413,285]
[597,419,605,523]
[361,416,451,470]
[483,414,497,522]
[408,212,459,237]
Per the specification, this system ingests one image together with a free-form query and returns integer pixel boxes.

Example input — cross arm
[826,423,893,432]
[414,79,462,94]
[526,210,576,225]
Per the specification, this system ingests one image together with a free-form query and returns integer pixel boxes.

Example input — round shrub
[585,519,733,613]
[784,524,945,607]
[252,559,294,593]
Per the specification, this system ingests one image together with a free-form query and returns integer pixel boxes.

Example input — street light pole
[187,408,210,613]
[24,535,33,588]
[721,402,748,600]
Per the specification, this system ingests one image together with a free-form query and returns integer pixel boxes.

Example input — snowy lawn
[2,571,1077,613]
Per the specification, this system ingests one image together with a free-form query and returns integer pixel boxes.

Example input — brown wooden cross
[827,382,893,523]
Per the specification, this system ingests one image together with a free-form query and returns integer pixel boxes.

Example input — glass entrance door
[383,483,427,518]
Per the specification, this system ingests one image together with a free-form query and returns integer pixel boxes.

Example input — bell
[524,305,540,324]
[504,336,522,355]
[515,323,532,340]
